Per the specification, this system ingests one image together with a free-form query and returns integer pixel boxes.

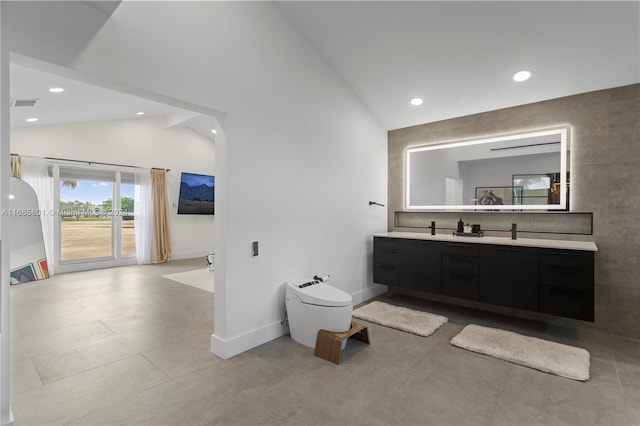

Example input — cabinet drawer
[374,248,400,265]
[540,285,594,322]
[374,238,401,265]
[374,237,401,250]
[443,254,478,275]
[539,264,592,290]
[373,264,400,286]
[443,242,479,257]
[443,273,478,300]
[540,250,593,270]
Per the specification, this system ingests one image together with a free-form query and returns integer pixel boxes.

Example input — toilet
[285,278,353,348]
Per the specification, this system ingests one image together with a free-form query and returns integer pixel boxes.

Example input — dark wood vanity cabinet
[539,249,594,321]
[373,236,595,322]
[442,243,479,301]
[373,237,400,286]
[400,239,442,293]
[479,245,539,311]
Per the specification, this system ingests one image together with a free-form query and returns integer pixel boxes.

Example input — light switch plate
[252,241,259,256]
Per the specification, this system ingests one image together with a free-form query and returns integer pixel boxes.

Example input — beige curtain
[151,168,172,263]
[10,154,22,179]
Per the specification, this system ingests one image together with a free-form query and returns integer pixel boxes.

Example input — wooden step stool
[314,320,370,364]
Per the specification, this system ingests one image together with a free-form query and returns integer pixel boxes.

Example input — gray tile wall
[394,211,594,237]
[388,84,640,339]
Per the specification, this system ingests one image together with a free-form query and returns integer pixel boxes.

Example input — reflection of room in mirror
[475,186,522,206]
[513,174,551,205]
[549,172,570,209]
[9,177,49,284]
[406,127,568,210]
[513,172,570,209]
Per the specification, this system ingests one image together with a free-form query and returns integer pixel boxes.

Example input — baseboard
[171,250,212,261]
[210,320,285,359]
[210,284,387,359]
[351,283,388,305]
[55,257,137,274]
[3,407,14,426]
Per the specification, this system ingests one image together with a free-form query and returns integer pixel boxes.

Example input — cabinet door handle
[493,247,521,252]
[448,274,473,281]
[416,241,435,246]
[449,256,473,263]
[546,265,577,272]
[545,251,584,257]
[550,286,583,296]
[377,249,398,254]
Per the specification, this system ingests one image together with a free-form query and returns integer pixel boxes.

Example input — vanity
[381,126,598,321]
[373,232,597,322]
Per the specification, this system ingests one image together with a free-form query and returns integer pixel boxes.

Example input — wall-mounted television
[177,172,214,215]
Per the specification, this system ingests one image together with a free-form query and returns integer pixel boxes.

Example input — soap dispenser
[457,217,464,233]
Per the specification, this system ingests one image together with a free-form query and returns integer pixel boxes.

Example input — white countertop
[374,231,598,252]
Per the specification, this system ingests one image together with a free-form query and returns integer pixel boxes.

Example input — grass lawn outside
[61,219,136,260]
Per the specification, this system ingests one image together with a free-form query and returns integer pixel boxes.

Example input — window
[56,166,136,265]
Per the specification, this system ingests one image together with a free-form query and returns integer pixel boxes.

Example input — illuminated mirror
[406,128,569,210]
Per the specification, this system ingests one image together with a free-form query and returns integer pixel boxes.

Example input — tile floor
[9,259,640,425]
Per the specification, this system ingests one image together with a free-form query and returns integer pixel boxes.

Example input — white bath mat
[352,301,448,337]
[163,269,214,293]
[451,324,590,381]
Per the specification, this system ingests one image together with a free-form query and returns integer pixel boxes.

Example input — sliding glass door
[56,166,136,267]
[59,176,113,260]
[120,181,136,256]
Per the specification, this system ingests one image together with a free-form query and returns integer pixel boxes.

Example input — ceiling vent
[12,99,38,107]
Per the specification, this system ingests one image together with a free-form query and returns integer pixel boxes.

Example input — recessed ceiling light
[26,117,39,122]
[9,194,14,200]
[513,70,532,82]
[410,97,423,106]
[211,129,217,134]
[48,87,64,93]
[136,112,145,116]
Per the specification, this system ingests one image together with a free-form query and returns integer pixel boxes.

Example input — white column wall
[8,2,389,356]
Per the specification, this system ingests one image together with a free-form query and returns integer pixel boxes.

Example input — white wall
[2,2,388,358]
[11,116,215,260]
[0,4,13,424]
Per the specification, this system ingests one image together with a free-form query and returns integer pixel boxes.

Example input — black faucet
[511,223,517,240]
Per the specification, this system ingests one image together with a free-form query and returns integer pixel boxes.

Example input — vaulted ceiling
[9,1,639,132]
[277,1,639,130]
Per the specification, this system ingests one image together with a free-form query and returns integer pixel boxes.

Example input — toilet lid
[287,280,352,307]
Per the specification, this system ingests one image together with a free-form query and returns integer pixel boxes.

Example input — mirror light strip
[405,127,569,211]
